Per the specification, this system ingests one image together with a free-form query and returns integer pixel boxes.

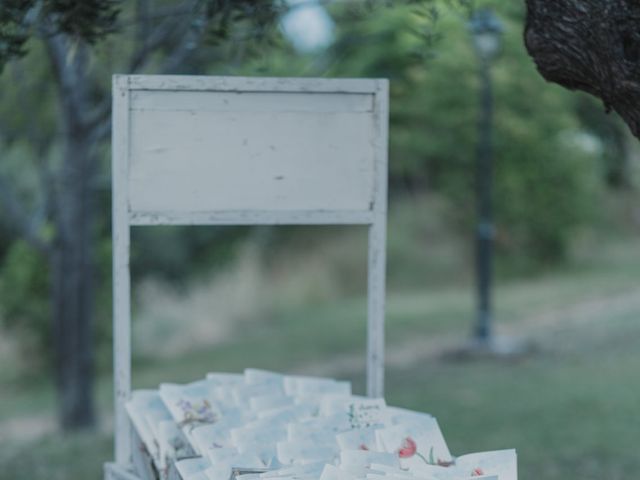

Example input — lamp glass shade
[473,31,500,60]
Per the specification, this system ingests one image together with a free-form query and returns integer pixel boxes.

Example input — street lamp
[469,9,503,347]
[470,10,503,62]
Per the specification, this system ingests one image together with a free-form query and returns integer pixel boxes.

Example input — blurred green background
[1,1,640,479]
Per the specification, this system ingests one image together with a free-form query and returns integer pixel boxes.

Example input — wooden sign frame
[108,74,389,475]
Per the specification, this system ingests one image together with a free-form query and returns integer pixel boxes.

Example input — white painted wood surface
[112,75,133,467]
[366,79,389,399]
[128,90,376,216]
[109,74,389,477]
[127,74,381,93]
[129,210,375,226]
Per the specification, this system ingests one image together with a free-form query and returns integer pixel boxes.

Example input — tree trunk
[42,32,98,430]
[524,0,640,140]
[50,119,96,430]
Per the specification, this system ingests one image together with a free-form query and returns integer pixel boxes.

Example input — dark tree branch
[87,0,209,143]
[86,1,203,132]
[110,3,199,32]
[126,11,187,72]
[136,0,151,48]
[524,0,640,139]
[159,12,208,74]
[87,115,112,145]
[125,0,203,74]
[41,30,92,131]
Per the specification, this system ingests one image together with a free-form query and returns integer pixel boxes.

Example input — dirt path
[296,286,640,375]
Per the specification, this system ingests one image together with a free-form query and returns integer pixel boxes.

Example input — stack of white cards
[126,369,516,480]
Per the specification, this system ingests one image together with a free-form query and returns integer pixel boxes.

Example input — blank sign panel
[128,89,378,216]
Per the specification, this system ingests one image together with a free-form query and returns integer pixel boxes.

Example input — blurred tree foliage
[0,0,286,429]
[0,240,49,364]
[242,1,612,264]
[0,0,633,396]
[0,0,120,69]
[322,2,603,263]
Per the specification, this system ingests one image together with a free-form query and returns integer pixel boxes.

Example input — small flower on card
[176,398,217,430]
[398,437,417,458]
[472,467,484,476]
[397,439,451,467]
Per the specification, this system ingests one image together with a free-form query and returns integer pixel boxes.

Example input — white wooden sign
[109,75,389,475]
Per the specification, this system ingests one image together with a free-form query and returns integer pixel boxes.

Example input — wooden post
[367,79,389,399]
[112,75,133,467]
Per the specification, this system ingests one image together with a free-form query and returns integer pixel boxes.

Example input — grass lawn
[1,239,640,480]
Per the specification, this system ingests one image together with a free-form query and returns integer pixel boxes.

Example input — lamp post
[469,9,503,347]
